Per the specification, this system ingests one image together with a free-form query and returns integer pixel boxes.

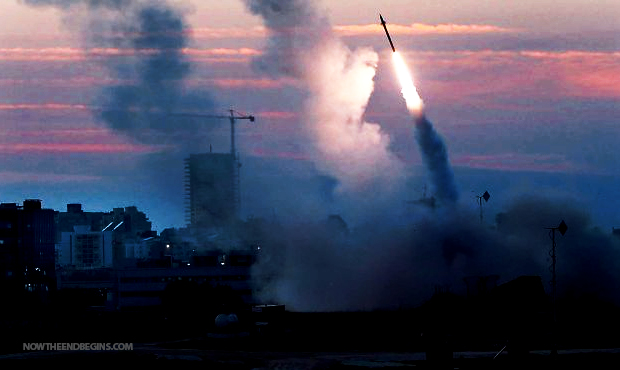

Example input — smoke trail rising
[413,115,459,203]
[96,3,218,147]
[391,51,458,203]
[243,0,404,195]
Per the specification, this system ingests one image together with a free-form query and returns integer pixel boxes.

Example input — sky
[0,0,619,233]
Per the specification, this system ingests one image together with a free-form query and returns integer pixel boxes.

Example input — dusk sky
[1,0,619,232]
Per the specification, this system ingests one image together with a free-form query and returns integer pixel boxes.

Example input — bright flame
[392,51,424,115]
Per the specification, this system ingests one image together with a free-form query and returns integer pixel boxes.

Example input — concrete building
[185,153,238,230]
[109,206,153,239]
[55,203,107,241]
[57,226,114,269]
[57,204,153,241]
[55,203,155,268]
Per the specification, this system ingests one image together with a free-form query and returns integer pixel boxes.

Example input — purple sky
[0,0,619,231]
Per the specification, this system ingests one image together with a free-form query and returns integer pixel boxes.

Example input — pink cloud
[452,153,589,173]
[0,143,159,154]
[189,24,516,39]
[0,76,294,90]
[256,111,298,120]
[390,50,620,105]
[0,103,90,111]
[250,147,309,161]
[0,47,261,62]
[0,171,101,184]
[0,128,109,139]
[195,78,298,89]
[189,27,267,39]
[0,77,127,87]
[334,23,517,37]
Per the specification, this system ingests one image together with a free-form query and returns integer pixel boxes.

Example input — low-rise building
[57,226,114,269]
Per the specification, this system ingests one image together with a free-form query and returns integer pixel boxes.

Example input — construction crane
[170,108,255,220]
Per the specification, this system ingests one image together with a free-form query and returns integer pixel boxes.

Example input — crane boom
[168,109,255,156]
[169,109,255,221]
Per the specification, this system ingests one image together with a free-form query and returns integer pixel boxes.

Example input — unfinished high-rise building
[184,153,239,229]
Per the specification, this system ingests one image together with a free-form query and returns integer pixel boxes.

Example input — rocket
[379,14,396,52]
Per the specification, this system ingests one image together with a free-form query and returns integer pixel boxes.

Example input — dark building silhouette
[0,200,56,293]
[56,204,153,241]
[56,203,154,269]
[55,203,107,241]
[185,153,237,229]
[463,275,500,298]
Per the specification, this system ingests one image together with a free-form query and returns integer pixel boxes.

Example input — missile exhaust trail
[379,14,396,52]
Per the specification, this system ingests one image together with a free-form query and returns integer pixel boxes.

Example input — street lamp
[476,191,490,223]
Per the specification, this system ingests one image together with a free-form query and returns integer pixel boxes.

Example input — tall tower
[184,153,237,229]
[171,109,253,226]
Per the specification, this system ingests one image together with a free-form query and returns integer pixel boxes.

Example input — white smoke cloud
[244,0,405,196]
[303,38,405,194]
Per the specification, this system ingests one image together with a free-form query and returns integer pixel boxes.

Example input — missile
[379,14,396,52]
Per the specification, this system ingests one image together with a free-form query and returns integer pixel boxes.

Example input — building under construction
[184,152,240,230]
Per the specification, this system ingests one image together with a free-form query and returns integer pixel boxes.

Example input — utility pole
[545,219,567,356]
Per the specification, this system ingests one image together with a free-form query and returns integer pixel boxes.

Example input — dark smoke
[243,0,330,78]
[317,175,339,203]
[22,0,220,148]
[253,195,620,311]
[97,4,218,147]
[414,114,459,204]
[21,0,223,228]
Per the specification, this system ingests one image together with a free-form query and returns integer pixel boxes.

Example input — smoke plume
[96,4,218,147]
[253,196,620,311]
[244,0,405,195]
[413,115,459,204]
[20,0,224,228]
[23,0,219,149]
[391,50,458,204]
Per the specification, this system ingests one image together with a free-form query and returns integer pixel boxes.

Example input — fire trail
[382,14,459,204]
